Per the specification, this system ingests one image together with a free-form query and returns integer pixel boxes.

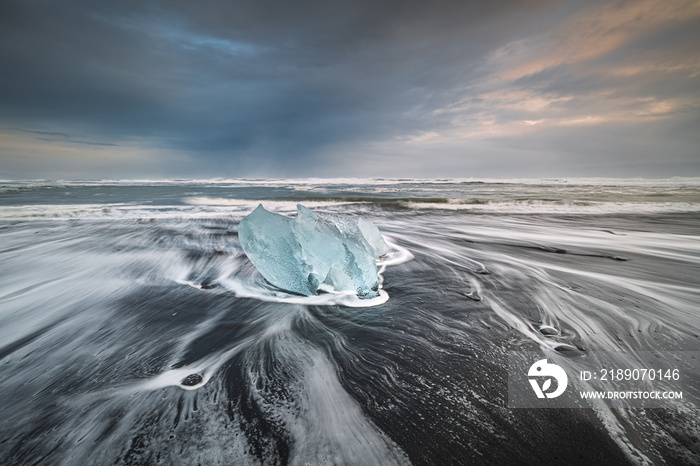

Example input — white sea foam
[406,200,700,214]
[0,203,243,221]
[202,237,412,308]
[183,196,360,210]
[3,198,698,221]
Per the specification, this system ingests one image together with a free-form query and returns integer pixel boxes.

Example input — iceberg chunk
[358,218,391,258]
[238,204,387,298]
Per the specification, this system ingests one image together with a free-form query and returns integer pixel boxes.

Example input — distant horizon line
[2,176,700,186]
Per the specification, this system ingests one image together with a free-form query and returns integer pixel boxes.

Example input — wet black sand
[0,209,699,465]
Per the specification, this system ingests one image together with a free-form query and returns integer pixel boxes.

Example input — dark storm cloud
[0,0,698,178]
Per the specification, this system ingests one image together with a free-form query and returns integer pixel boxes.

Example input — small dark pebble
[554,345,586,357]
[465,292,482,301]
[476,269,489,275]
[200,283,216,290]
[602,230,626,236]
[612,256,628,261]
[540,246,568,254]
[181,374,203,386]
[539,326,559,336]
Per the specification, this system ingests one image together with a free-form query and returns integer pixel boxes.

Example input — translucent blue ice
[238,204,389,298]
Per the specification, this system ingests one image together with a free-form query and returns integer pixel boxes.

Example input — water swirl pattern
[0,178,699,465]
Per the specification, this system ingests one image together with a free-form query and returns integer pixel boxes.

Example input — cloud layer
[1,0,699,178]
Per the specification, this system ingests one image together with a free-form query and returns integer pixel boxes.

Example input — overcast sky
[1,0,699,179]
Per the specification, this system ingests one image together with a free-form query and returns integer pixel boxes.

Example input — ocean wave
[2,198,700,221]
[0,204,240,221]
[405,199,700,214]
[182,196,361,209]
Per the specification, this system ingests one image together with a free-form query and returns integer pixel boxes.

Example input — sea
[0,178,699,465]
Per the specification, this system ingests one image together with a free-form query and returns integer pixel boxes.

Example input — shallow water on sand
[1,180,699,465]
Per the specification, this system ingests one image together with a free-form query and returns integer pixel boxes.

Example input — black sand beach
[0,180,699,465]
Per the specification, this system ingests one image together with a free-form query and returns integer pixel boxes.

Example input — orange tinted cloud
[502,0,700,80]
